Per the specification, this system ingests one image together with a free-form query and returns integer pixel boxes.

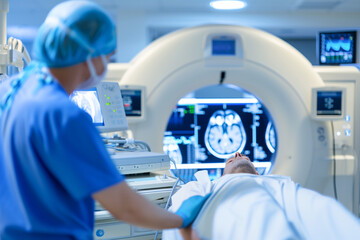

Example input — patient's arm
[179,226,192,240]
[179,225,201,240]
[191,228,201,240]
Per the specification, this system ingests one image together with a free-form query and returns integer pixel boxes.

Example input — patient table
[163,172,360,240]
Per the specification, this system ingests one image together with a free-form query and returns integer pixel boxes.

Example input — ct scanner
[107,25,360,216]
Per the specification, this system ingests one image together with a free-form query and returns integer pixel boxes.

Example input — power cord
[169,158,185,184]
[330,121,338,200]
[103,138,151,152]
[153,173,181,240]
[219,71,226,84]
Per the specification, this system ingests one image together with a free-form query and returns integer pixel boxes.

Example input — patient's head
[223,152,259,176]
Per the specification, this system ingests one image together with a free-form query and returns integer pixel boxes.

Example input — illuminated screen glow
[164,98,276,165]
[70,89,104,126]
[316,91,342,116]
[212,39,236,55]
[319,31,357,65]
[121,89,142,117]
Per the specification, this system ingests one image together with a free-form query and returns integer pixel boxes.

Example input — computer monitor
[70,89,104,126]
[120,85,146,122]
[318,31,357,65]
[70,81,128,132]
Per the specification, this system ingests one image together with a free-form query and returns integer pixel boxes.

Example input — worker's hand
[175,193,211,228]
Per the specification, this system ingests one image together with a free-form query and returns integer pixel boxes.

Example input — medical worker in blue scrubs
[0,1,207,239]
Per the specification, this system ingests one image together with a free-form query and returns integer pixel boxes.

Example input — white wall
[115,11,360,63]
[6,4,359,65]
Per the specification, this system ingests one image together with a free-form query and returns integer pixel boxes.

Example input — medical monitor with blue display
[70,81,128,132]
[203,34,243,67]
[319,31,357,65]
[311,87,345,120]
[212,39,236,55]
[316,91,342,116]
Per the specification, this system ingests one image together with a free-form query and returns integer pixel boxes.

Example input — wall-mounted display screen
[319,31,357,65]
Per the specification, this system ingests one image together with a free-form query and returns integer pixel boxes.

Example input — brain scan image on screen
[265,122,276,153]
[163,136,183,165]
[70,90,103,125]
[204,109,246,159]
[163,84,277,174]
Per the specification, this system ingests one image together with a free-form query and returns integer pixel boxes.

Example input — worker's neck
[48,62,87,95]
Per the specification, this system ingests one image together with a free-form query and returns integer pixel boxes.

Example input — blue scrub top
[0,64,125,239]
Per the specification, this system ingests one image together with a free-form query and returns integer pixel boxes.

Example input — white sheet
[163,171,360,240]
[162,171,214,240]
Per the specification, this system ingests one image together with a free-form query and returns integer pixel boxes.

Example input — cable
[153,157,184,239]
[330,121,338,200]
[134,140,151,152]
[103,138,151,152]
[153,171,181,240]
[21,44,31,65]
[7,37,31,70]
[104,139,126,144]
[350,147,360,217]
[169,158,185,184]
[219,71,226,84]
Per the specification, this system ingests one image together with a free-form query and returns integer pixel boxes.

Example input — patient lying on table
[163,152,360,240]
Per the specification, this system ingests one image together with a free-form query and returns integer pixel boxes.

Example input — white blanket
[163,171,360,240]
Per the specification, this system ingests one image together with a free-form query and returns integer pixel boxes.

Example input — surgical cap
[33,1,116,67]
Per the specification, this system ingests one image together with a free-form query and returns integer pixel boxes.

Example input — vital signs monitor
[318,31,358,65]
[119,84,146,122]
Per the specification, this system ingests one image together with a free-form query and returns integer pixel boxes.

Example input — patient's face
[223,152,257,175]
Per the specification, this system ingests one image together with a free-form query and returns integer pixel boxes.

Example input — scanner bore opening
[163,84,277,181]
